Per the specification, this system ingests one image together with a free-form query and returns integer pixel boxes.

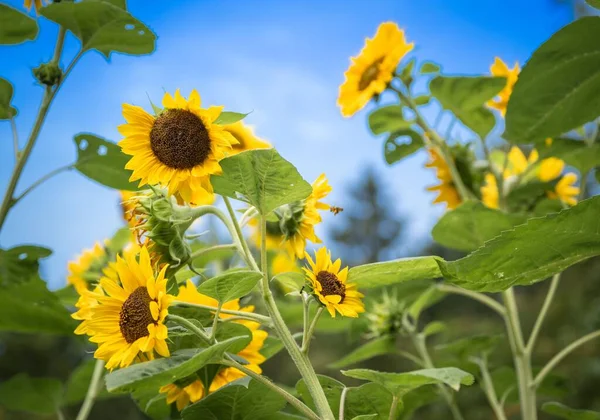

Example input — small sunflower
[67,242,107,293]
[338,22,414,117]
[480,173,499,209]
[223,121,271,155]
[503,146,537,177]
[160,280,268,409]
[119,89,237,206]
[538,157,565,182]
[487,57,520,116]
[303,247,364,318]
[24,0,44,13]
[549,173,580,206]
[425,148,461,210]
[76,246,173,369]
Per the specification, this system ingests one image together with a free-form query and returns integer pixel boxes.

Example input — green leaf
[420,62,440,74]
[438,196,600,292]
[540,137,600,173]
[399,58,416,86]
[40,1,156,58]
[132,388,171,420]
[408,285,445,320]
[182,379,286,420]
[190,241,236,269]
[63,359,113,406]
[0,245,52,285]
[368,105,413,135]
[0,4,38,45]
[430,76,505,138]
[328,337,396,369]
[74,133,138,190]
[504,17,600,143]
[271,271,305,292]
[587,0,600,9]
[422,321,446,337]
[296,375,344,415]
[398,386,440,419]
[105,337,248,393]
[0,276,76,334]
[0,78,17,120]
[436,335,501,361]
[0,373,62,415]
[106,227,132,254]
[197,270,262,302]
[413,95,431,106]
[260,336,284,360]
[384,129,424,165]
[432,201,526,252]
[345,383,399,419]
[542,402,600,419]
[214,111,249,125]
[348,257,442,289]
[211,149,312,215]
[342,367,474,396]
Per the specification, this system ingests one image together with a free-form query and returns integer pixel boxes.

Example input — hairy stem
[168,314,211,345]
[533,330,600,388]
[526,273,561,353]
[172,301,272,326]
[223,197,260,270]
[13,163,75,204]
[477,357,508,420]
[302,306,324,355]
[339,386,349,420]
[10,118,18,161]
[438,284,506,317]
[388,396,400,420]
[75,360,105,420]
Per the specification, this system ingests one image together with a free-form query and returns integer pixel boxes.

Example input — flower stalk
[75,360,105,420]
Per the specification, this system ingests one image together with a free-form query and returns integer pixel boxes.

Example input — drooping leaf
[345,383,399,419]
[212,149,312,215]
[539,137,600,173]
[420,62,441,74]
[422,321,446,337]
[384,129,424,165]
[214,111,249,125]
[542,402,600,420]
[40,1,156,58]
[0,245,52,285]
[368,105,413,135]
[132,388,171,420]
[0,276,76,334]
[398,386,440,420]
[438,196,600,292]
[296,375,344,415]
[430,76,505,138]
[182,379,286,420]
[342,367,474,396]
[197,270,262,302]
[328,337,396,369]
[260,336,284,360]
[63,359,113,406]
[0,78,17,119]
[74,133,138,190]
[432,201,526,252]
[105,337,249,393]
[436,335,501,361]
[0,373,62,415]
[0,4,38,45]
[504,17,600,143]
[348,257,442,289]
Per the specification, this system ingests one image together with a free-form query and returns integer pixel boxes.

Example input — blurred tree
[329,166,406,266]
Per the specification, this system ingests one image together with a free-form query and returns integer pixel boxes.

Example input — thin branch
[13,163,75,204]
[438,284,506,317]
[172,301,272,326]
[526,273,561,353]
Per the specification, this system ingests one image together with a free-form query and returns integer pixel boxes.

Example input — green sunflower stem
[388,396,399,420]
[75,359,105,420]
[302,306,324,355]
[259,215,335,420]
[168,314,211,345]
[172,302,272,326]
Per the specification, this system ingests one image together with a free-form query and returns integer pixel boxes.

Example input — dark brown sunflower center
[119,286,155,344]
[150,109,211,169]
[316,271,346,300]
[358,58,385,91]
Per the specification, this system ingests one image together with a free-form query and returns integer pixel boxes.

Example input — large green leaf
[505,17,600,143]
[342,368,474,397]
[439,196,600,292]
[429,76,505,138]
[40,1,156,58]
[197,270,262,302]
[540,138,600,173]
[0,245,52,285]
[398,386,440,420]
[182,379,286,420]
[132,388,170,420]
[0,276,75,334]
[74,133,138,190]
[105,337,248,393]
[63,359,113,406]
[384,129,424,165]
[542,402,600,420]
[432,201,526,252]
[0,78,17,120]
[0,4,38,45]
[296,375,344,415]
[0,373,62,415]
[328,337,396,369]
[368,105,413,135]
[348,257,442,289]
[211,149,312,215]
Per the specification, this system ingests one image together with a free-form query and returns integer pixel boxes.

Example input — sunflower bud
[365,291,406,339]
[33,62,62,87]
[275,201,305,239]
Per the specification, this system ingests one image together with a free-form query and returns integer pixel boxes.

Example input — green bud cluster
[33,62,63,87]
[365,290,406,339]
[272,200,305,239]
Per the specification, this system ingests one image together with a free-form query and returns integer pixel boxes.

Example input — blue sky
[0,0,576,289]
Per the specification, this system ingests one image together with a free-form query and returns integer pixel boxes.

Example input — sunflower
[487,57,520,116]
[480,173,500,209]
[67,242,107,293]
[425,148,461,210]
[24,0,44,13]
[223,121,271,155]
[538,157,565,182]
[549,173,580,206]
[119,89,237,206]
[303,247,364,318]
[120,191,139,227]
[338,22,414,117]
[503,146,538,178]
[159,280,268,409]
[272,252,300,276]
[75,246,173,369]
